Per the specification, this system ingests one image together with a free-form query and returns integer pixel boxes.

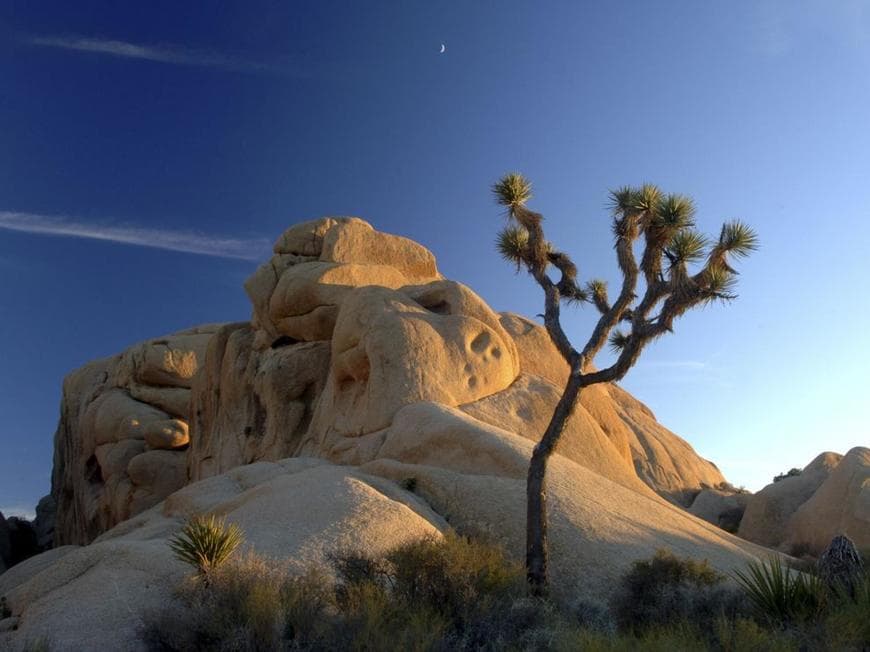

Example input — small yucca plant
[733,556,826,624]
[169,515,244,583]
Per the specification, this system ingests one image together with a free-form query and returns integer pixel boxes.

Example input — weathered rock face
[31,496,56,552]
[738,449,869,554]
[52,218,733,547]
[51,325,222,545]
[784,447,870,553]
[188,323,331,481]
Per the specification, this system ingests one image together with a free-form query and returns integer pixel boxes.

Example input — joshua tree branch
[514,206,579,365]
[579,218,640,366]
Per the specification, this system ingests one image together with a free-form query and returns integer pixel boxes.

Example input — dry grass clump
[142,536,870,652]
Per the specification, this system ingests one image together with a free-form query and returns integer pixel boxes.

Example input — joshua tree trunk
[526,370,584,597]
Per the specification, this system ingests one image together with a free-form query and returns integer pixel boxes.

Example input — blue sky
[1,1,868,517]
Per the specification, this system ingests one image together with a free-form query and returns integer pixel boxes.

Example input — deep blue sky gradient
[1,1,868,516]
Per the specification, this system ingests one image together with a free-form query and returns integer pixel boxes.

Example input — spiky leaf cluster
[608,329,631,353]
[169,515,244,579]
[607,184,758,304]
[492,173,532,215]
[718,221,759,258]
[652,194,696,232]
[491,174,757,387]
[492,173,588,305]
[496,225,529,270]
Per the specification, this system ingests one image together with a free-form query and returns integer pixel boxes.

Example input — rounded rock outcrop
[783,447,870,553]
[737,452,843,551]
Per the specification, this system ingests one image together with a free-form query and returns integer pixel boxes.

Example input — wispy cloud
[26,34,297,75]
[0,210,270,261]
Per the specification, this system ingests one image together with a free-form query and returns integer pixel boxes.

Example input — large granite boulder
[0,459,443,651]
[51,325,222,545]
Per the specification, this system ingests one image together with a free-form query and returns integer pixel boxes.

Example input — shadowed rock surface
[689,488,751,532]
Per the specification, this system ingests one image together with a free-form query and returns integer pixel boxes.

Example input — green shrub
[148,532,533,651]
[611,549,746,633]
[733,556,826,625]
[820,573,870,650]
[385,533,524,623]
[773,468,802,483]
[713,616,796,652]
[168,515,244,583]
[332,532,528,649]
[143,552,281,650]
[147,536,870,651]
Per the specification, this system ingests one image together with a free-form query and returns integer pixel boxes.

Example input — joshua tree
[492,173,758,597]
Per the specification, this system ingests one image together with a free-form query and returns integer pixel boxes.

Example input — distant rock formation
[0,513,9,574]
[0,513,39,574]
[31,496,55,552]
[738,448,869,554]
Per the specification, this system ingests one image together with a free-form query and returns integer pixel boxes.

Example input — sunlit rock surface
[738,448,869,554]
[50,325,221,545]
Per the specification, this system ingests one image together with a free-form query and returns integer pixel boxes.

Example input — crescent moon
[440,44,446,53]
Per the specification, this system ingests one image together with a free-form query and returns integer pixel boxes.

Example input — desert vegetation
[773,468,802,483]
[491,174,758,595]
[168,515,245,586]
[140,521,869,651]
